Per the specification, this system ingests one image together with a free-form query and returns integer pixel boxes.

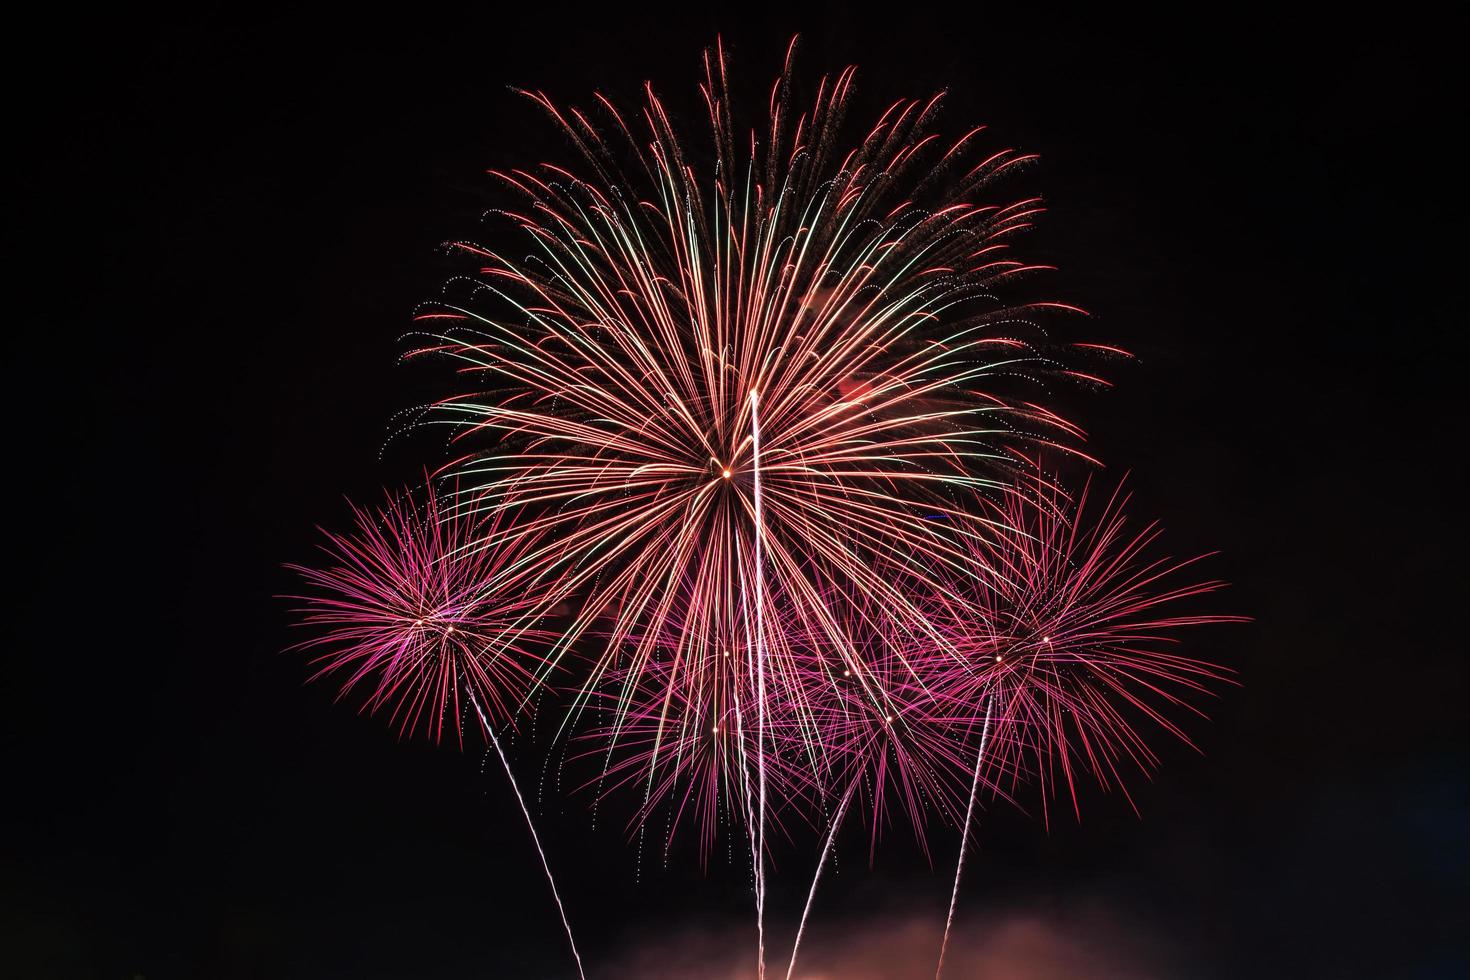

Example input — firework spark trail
[733,681,764,969]
[785,779,857,980]
[467,687,586,980]
[936,694,994,980]
[751,389,768,980]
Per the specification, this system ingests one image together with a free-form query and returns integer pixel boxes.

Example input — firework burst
[284,482,554,744]
[282,36,1243,980]
[929,476,1243,821]
[284,482,585,978]
[926,475,1243,977]
[404,37,1096,853]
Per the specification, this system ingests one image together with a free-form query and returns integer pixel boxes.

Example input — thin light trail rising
[936,694,994,980]
[468,688,587,980]
[785,780,858,980]
[751,389,768,980]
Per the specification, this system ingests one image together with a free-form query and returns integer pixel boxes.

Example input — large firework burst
[404,38,1095,835]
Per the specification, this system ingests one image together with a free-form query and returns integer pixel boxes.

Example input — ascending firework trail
[785,780,858,980]
[937,695,994,980]
[750,389,769,980]
[468,688,587,980]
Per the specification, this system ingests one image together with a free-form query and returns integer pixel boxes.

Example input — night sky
[8,6,1464,978]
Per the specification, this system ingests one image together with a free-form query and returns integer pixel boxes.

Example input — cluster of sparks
[286,38,1239,980]
[285,486,549,744]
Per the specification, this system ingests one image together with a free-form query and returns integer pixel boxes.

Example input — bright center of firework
[722,468,732,479]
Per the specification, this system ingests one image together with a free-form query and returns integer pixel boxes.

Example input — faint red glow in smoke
[603,904,1171,980]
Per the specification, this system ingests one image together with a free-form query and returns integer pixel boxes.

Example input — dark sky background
[7,5,1464,978]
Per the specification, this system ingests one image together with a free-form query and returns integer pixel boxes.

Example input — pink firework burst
[284,483,587,977]
[928,476,1245,822]
[574,578,825,863]
[772,590,999,857]
[284,482,552,746]
[920,475,1244,978]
